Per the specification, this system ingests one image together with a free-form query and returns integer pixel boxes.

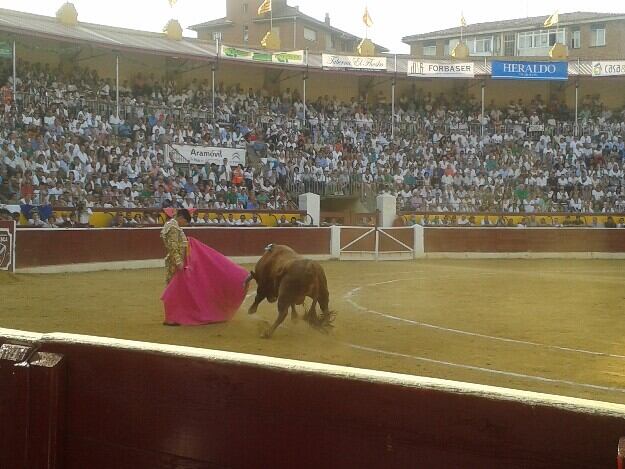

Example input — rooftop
[0,7,218,60]
[403,11,625,42]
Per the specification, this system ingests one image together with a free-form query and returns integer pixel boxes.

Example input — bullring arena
[4,253,625,404]
[3,222,625,467]
[3,1,625,467]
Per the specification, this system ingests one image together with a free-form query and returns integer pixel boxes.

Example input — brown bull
[246,244,335,338]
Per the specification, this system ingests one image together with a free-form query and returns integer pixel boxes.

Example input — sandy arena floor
[1,259,625,404]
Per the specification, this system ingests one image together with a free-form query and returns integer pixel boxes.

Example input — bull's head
[264,244,274,252]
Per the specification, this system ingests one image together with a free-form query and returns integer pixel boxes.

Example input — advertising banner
[591,61,625,77]
[407,60,475,78]
[221,45,304,65]
[491,61,568,81]
[0,220,15,272]
[0,42,12,59]
[321,54,387,71]
[169,145,246,166]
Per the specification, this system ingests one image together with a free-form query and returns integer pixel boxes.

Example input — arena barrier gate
[1,329,624,469]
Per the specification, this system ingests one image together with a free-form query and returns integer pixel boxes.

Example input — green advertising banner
[221,45,304,65]
[0,42,12,59]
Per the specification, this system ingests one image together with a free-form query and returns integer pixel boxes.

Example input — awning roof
[0,8,218,61]
[0,8,614,79]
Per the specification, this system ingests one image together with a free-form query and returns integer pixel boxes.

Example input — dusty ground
[1,259,625,404]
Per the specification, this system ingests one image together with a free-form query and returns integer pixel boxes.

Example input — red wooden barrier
[1,331,624,469]
[424,227,625,253]
[0,337,65,469]
[16,227,331,268]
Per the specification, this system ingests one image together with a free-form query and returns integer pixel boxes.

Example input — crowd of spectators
[406,213,625,229]
[1,59,625,228]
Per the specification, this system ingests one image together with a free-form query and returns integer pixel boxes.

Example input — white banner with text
[407,60,475,78]
[592,61,625,77]
[169,145,246,166]
[322,54,387,71]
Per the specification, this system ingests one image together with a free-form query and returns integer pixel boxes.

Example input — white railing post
[413,224,425,259]
[330,225,341,259]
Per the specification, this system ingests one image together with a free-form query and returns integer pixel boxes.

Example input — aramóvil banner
[491,61,568,81]
[169,145,246,166]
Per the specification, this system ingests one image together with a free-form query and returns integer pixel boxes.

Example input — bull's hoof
[260,330,272,339]
[248,308,257,315]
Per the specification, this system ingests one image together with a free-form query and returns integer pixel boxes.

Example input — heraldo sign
[170,145,246,166]
[492,61,568,81]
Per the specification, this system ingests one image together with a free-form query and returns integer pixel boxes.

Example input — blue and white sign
[491,61,568,81]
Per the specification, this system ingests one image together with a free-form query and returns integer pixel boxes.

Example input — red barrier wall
[16,227,331,268]
[15,227,625,270]
[424,227,625,253]
[1,332,624,469]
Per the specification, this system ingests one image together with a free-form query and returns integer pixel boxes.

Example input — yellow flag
[258,0,272,15]
[363,7,373,28]
[544,12,559,28]
[168,0,177,6]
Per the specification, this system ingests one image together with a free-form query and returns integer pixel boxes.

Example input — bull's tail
[244,271,255,291]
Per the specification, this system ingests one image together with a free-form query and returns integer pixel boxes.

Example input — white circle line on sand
[347,343,625,395]
[242,285,625,395]
[344,278,625,360]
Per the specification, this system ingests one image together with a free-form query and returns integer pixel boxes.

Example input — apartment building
[402,12,625,60]
[190,0,387,54]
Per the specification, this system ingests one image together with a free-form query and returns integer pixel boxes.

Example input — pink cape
[161,237,249,325]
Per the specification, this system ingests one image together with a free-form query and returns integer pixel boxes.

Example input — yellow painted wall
[305,70,359,102]
[402,214,624,227]
[25,210,303,228]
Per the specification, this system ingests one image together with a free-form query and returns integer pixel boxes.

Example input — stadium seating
[1,59,625,227]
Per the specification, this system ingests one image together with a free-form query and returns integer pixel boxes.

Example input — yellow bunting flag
[363,7,373,28]
[168,0,177,7]
[544,12,559,28]
[258,0,272,15]
[461,13,467,27]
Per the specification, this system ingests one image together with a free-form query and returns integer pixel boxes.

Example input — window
[327,34,337,50]
[517,32,532,50]
[423,42,437,56]
[242,3,248,13]
[591,26,606,47]
[467,36,492,55]
[571,30,581,49]
[304,27,317,42]
[504,34,515,56]
[243,25,249,44]
[444,39,459,56]
[212,31,222,41]
[517,29,565,54]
